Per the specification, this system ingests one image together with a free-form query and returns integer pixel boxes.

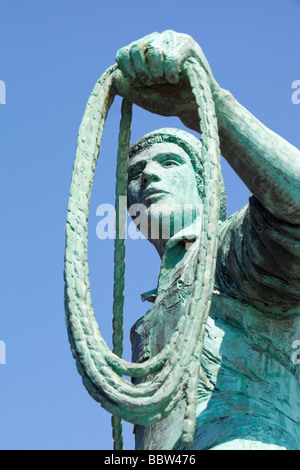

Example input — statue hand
[113,31,218,132]
[116,30,216,87]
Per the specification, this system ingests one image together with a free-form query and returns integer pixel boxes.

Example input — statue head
[127,128,227,256]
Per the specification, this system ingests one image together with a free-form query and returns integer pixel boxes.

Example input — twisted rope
[112,99,132,450]
[181,61,221,445]
[64,59,221,449]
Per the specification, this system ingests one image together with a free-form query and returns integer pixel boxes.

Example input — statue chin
[131,205,197,242]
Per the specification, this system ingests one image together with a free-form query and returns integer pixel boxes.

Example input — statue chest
[131,289,300,449]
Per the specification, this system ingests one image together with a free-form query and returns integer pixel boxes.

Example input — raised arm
[212,86,300,223]
[114,30,300,223]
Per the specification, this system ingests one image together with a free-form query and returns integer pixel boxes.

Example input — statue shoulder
[216,196,300,314]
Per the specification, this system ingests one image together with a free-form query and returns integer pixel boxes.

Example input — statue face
[127,142,202,252]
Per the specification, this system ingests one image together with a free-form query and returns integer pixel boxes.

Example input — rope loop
[64,60,221,450]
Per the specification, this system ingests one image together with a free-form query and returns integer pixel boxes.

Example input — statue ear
[196,174,204,197]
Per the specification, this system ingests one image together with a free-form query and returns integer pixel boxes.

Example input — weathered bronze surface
[65,31,300,450]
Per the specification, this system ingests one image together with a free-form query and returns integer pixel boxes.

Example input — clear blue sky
[0,0,299,450]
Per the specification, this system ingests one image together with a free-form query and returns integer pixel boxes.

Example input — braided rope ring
[64,60,221,449]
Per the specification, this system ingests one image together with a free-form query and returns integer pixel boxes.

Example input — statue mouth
[143,187,169,203]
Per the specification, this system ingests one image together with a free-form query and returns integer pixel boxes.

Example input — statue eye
[129,166,143,180]
[162,158,179,168]
[132,170,141,180]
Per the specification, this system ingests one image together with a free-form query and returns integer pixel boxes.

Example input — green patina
[65,31,300,450]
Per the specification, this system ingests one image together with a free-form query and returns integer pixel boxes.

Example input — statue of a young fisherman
[117,31,300,450]
[65,30,300,451]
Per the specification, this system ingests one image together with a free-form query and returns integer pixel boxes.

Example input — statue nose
[142,174,150,185]
[142,163,160,186]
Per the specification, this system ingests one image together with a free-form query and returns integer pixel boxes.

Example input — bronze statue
[65,31,300,450]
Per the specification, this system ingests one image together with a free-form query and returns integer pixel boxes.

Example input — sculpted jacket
[131,195,300,450]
